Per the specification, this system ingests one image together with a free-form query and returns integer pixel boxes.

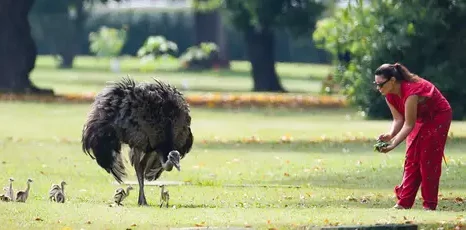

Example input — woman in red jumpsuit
[373,63,452,211]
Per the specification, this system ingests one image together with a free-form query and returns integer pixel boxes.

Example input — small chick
[16,178,33,202]
[0,188,11,202]
[49,181,67,203]
[53,189,66,203]
[5,177,14,201]
[159,185,170,208]
[114,185,133,206]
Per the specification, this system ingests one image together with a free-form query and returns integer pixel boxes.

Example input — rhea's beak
[174,162,181,171]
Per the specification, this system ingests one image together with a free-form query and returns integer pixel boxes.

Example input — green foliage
[137,35,178,58]
[313,0,466,120]
[179,42,219,70]
[136,35,178,71]
[192,0,224,12]
[88,26,127,58]
[373,140,389,152]
[225,0,325,37]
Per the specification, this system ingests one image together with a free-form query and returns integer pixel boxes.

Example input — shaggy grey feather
[81,77,193,206]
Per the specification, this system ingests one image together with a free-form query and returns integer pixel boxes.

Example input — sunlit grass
[0,102,465,229]
[31,55,332,96]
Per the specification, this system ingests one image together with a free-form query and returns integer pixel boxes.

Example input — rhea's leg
[130,148,149,206]
[135,163,148,206]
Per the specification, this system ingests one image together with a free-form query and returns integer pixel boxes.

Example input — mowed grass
[31,56,332,95]
[1,102,466,230]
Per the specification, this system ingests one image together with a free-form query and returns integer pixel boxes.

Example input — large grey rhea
[81,77,193,206]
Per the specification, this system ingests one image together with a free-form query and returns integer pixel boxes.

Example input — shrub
[136,35,178,71]
[313,0,466,120]
[179,42,219,70]
[88,26,127,58]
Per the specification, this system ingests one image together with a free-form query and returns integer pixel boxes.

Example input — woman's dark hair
[374,63,420,82]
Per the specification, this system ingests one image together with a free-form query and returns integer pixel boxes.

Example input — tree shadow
[196,139,466,154]
[36,65,323,81]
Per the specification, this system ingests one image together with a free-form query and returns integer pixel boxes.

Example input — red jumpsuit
[385,78,452,210]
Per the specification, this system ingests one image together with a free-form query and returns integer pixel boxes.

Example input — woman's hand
[378,133,392,142]
[379,143,396,153]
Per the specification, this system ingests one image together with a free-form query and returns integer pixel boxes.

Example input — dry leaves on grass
[0,92,348,109]
[440,196,465,204]
[194,221,206,227]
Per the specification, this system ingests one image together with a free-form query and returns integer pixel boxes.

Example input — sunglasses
[373,79,391,88]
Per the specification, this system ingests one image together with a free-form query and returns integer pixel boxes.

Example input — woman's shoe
[393,204,409,209]
[423,207,435,211]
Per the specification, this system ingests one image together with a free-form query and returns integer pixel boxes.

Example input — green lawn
[0,102,465,230]
[31,56,332,96]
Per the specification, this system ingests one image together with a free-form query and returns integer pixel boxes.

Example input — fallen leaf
[35,217,43,221]
[131,224,137,227]
[283,172,290,177]
[195,221,206,227]
[86,221,92,224]
[455,197,464,204]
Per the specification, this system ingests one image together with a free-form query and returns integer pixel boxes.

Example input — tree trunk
[245,27,286,92]
[58,0,85,69]
[0,0,53,94]
[194,4,230,68]
[58,52,75,69]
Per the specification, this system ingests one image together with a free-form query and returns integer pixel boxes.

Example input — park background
[0,0,465,229]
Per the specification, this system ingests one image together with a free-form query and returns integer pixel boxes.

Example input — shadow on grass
[36,65,324,81]
[263,162,466,189]
[36,71,318,94]
[196,139,466,153]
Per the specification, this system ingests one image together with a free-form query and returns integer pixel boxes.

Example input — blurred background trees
[314,0,466,120]
[2,0,466,120]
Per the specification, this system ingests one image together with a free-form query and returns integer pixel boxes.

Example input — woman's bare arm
[386,99,404,138]
[390,95,418,147]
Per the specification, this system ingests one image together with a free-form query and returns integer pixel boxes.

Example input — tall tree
[0,0,119,94]
[0,0,51,94]
[224,0,325,92]
[193,0,230,68]
[30,0,87,69]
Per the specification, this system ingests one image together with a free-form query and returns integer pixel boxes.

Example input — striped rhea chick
[1,187,11,202]
[49,181,67,203]
[114,185,133,206]
[159,185,169,208]
[16,178,33,202]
